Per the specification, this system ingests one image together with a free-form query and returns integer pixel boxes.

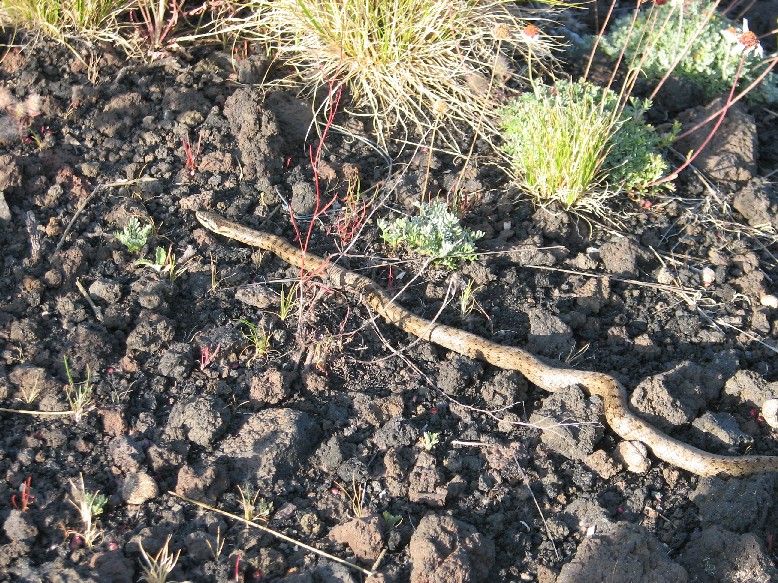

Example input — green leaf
[382,511,403,529]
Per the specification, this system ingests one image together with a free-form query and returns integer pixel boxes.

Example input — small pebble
[761,399,778,429]
[701,267,716,286]
[615,441,651,474]
[657,267,675,285]
[760,294,778,309]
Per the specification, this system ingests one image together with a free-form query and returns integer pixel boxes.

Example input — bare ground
[1,25,778,583]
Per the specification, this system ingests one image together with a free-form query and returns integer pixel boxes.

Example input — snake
[196,210,778,477]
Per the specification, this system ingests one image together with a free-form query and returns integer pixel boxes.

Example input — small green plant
[459,279,479,317]
[458,277,492,328]
[382,510,403,529]
[115,217,152,253]
[256,497,274,519]
[237,483,259,521]
[7,344,25,364]
[500,79,674,210]
[422,431,440,450]
[16,374,42,405]
[239,320,271,365]
[65,474,107,549]
[277,283,297,322]
[205,526,225,561]
[24,124,54,151]
[598,1,776,103]
[108,382,133,405]
[63,356,94,423]
[237,483,273,523]
[378,201,484,269]
[136,245,181,281]
[139,534,181,583]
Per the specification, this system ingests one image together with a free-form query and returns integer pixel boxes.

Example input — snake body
[196,210,778,477]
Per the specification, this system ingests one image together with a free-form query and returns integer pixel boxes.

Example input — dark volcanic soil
[1,19,778,583]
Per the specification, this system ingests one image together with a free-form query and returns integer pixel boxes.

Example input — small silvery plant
[378,200,484,269]
[598,1,776,103]
[115,217,152,253]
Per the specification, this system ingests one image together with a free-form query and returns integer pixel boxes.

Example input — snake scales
[196,210,778,477]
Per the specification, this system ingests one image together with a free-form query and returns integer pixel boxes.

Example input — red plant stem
[182,133,201,175]
[289,81,341,292]
[11,476,34,511]
[331,177,367,247]
[732,0,757,21]
[675,54,778,141]
[646,53,747,188]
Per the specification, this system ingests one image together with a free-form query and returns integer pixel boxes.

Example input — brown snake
[196,210,778,477]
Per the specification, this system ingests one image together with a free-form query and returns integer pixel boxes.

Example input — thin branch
[168,491,376,578]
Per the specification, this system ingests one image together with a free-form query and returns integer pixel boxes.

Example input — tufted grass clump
[139,534,180,583]
[0,0,131,48]
[215,0,566,152]
[500,79,674,211]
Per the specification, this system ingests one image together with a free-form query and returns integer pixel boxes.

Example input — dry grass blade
[65,474,107,549]
[0,406,76,415]
[139,534,181,583]
[168,491,375,577]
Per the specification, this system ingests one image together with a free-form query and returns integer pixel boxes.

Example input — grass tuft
[139,534,181,583]
[214,0,566,152]
[500,79,673,211]
[65,474,107,549]
[0,0,133,51]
